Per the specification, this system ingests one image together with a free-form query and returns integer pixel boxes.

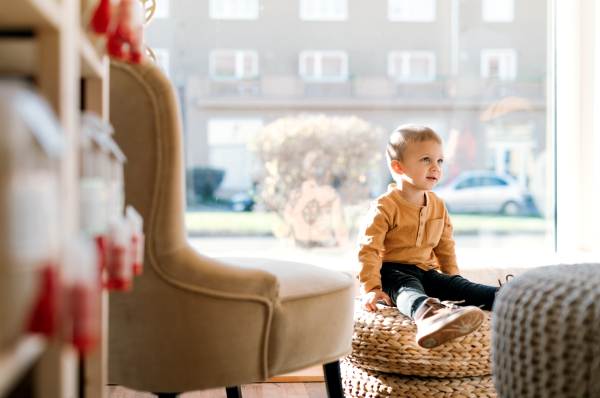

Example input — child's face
[390,140,444,192]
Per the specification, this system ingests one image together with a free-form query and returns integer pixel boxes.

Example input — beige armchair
[108,59,355,397]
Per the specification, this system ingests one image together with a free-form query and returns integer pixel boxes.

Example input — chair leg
[225,386,242,398]
[155,394,179,398]
[323,360,344,398]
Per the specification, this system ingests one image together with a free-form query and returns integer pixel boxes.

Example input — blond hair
[386,124,442,162]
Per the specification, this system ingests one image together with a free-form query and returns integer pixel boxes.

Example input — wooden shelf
[81,33,104,79]
[0,335,47,397]
[0,37,37,75]
[0,0,62,30]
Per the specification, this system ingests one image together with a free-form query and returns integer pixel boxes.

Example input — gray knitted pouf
[492,263,600,398]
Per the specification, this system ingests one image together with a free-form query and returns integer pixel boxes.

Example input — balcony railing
[203,76,546,100]
[209,80,260,96]
[397,82,447,98]
[304,82,354,97]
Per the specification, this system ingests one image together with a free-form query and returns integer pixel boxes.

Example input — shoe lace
[497,274,515,287]
[410,299,466,325]
[439,300,465,309]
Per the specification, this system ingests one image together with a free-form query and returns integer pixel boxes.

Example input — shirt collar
[388,183,429,210]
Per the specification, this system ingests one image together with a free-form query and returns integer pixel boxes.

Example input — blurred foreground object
[0,81,63,349]
[492,263,600,397]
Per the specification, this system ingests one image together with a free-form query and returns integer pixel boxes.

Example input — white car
[434,171,532,215]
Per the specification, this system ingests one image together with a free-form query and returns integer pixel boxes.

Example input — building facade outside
[145,0,548,215]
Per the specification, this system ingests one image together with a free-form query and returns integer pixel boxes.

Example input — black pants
[380,263,497,320]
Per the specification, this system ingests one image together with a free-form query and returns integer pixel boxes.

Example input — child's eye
[422,157,430,162]
[437,159,443,164]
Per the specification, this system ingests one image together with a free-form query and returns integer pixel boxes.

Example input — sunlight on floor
[108,383,327,398]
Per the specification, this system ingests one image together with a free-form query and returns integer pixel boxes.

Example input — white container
[0,80,63,349]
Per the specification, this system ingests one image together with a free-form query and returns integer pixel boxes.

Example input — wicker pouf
[350,300,492,377]
[341,358,497,398]
[492,263,600,398]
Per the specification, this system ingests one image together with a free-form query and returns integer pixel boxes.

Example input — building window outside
[209,50,259,80]
[300,0,348,21]
[388,0,436,22]
[209,0,259,20]
[207,119,264,192]
[480,49,517,81]
[152,0,170,18]
[482,0,514,23]
[388,51,436,81]
[152,48,170,77]
[299,51,349,81]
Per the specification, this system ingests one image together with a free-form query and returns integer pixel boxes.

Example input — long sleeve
[357,204,390,295]
[433,207,459,275]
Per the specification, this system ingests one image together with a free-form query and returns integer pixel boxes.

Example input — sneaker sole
[416,308,484,349]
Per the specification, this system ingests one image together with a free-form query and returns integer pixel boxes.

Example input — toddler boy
[357,124,497,348]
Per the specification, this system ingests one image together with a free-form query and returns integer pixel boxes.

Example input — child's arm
[433,206,460,275]
[357,203,390,297]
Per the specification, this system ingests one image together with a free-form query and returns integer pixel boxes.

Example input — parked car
[230,191,255,212]
[433,171,535,215]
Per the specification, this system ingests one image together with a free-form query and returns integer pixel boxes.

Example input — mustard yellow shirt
[357,184,459,295]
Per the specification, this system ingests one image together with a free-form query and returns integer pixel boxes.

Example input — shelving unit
[0,336,47,398]
[0,1,109,398]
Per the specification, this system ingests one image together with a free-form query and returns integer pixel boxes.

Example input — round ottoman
[350,300,492,377]
[492,263,600,398]
[341,359,497,398]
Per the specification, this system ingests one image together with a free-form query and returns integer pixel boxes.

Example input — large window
[388,51,436,82]
[480,49,517,81]
[300,0,348,21]
[209,50,259,80]
[209,0,259,20]
[299,51,349,81]
[145,0,553,263]
[482,0,514,23]
[388,0,436,22]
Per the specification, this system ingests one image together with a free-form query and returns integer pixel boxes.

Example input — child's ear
[390,160,404,175]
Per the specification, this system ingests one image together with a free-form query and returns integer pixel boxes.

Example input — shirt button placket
[417,211,424,243]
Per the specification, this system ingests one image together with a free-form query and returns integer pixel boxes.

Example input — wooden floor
[108,383,327,398]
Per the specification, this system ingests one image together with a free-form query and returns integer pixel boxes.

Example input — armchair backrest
[110,60,187,258]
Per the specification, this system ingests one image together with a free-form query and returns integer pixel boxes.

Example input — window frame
[480,49,517,81]
[209,0,259,20]
[387,0,436,22]
[298,51,349,82]
[387,51,436,82]
[299,0,348,21]
[209,50,260,80]
[555,0,600,253]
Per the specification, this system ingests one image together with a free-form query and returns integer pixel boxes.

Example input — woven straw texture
[492,263,600,398]
[341,358,497,398]
[350,301,492,377]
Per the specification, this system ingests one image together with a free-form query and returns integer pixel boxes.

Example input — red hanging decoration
[70,282,100,355]
[106,0,146,64]
[27,265,60,337]
[90,0,112,34]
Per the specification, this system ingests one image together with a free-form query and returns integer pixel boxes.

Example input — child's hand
[362,288,392,312]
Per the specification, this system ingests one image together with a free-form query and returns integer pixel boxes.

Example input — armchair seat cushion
[220,257,355,376]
